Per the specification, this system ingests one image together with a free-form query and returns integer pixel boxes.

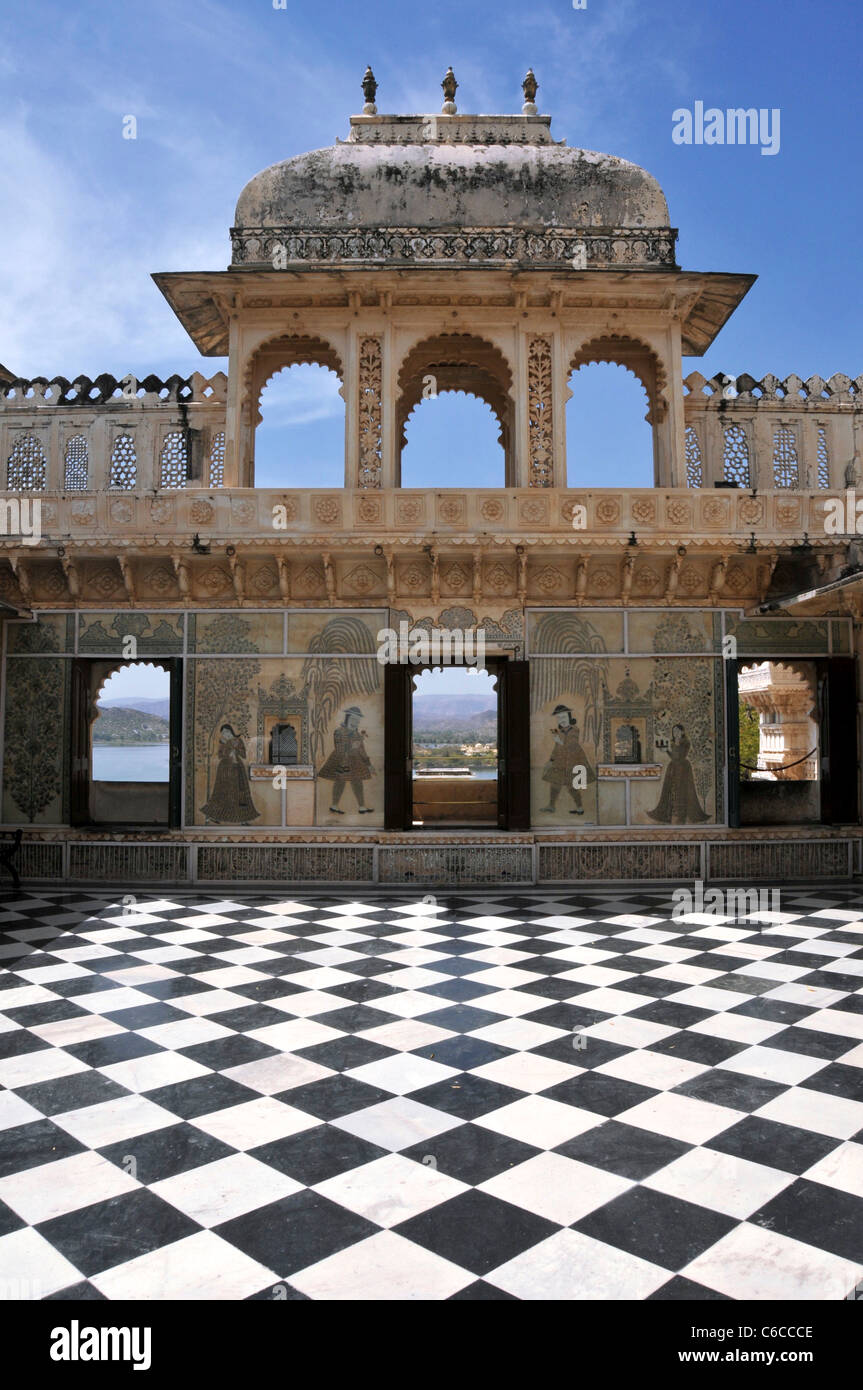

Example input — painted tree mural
[4,651,65,821]
[529,612,609,750]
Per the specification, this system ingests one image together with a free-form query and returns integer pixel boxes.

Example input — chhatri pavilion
[0,68,860,889]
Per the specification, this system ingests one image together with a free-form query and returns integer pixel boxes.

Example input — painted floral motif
[4,647,65,821]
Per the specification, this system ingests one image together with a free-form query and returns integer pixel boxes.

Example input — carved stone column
[223,314,243,488]
[357,335,384,488]
[663,324,686,487]
[751,413,773,490]
[527,335,554,487]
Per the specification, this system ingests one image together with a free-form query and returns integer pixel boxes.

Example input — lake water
[93,743,170,782]
[414,770,497,780]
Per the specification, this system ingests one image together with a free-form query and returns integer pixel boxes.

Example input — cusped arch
[89,661,171,733]
[568,335,668,426]
[93,660,170,707]
[245,333,345,429]
[396,333,515,483]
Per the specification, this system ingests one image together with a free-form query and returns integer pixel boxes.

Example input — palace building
[1,69,861,889]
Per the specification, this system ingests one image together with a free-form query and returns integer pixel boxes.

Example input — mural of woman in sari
[648,723,709,824]
[318,707,375,813]
[201,724,259,823]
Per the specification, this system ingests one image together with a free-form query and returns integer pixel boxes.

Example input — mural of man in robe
[648,722,709,824]
[318,707,375,814]
[201,723,259,823]
[539,705,596,815]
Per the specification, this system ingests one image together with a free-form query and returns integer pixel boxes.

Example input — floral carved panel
[358,336,383,489]
[527,336,554,487]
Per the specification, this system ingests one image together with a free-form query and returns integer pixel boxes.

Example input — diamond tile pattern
[0,886,862,1300]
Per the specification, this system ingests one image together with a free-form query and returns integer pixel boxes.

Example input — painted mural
[538,705,597,817]
[530,612,610,826]
[2,640,68,824]
[529,611,722,827]
[200,725,259,823]
[185,611,383,827]
[78,611,184,654]
[3,607,845,831]
[6,614,72,654]
[190,611,282,654]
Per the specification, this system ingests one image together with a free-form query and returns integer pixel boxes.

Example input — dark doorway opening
[384,657,530,831]
[727,656,857,827]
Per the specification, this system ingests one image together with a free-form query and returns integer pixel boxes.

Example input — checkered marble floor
[1,884,862,1301]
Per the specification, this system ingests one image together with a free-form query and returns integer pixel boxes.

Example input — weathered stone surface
[233,114,671,254]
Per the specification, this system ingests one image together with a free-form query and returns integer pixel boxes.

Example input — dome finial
[441,66,458,114]
[361,65,378,116]
[522,68,538,116]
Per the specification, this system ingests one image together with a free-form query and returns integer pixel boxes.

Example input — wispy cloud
[257,366,344,428]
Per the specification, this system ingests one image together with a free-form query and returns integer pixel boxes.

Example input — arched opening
[88,662,173,825]
[397,334,513,487]
[247,335,344,488]
[70,658,181,827]
[401,393,505,489]
[566,337,665,487]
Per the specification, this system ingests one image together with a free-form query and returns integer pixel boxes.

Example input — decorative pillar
[356,334,384,488]
[550,328,567,487]
[752,412,773,490]
[223,314,243,487]
[702,408,723,486]
[89,415,109,490]
[799,417,819,490]
[526,334,554,487]
[664,324,686,487]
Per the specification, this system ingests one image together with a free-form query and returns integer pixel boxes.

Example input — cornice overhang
[153,267,756,356]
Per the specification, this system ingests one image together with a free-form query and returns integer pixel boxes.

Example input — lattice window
[63,434,88,491]
[685,425,703,487]
[772,426,799,488]
[209,430,225,487]
[816,426,830,488]
[722,423,750,486]
[109,434,137,489]
[6,435,47,490]
[159,431,188,488]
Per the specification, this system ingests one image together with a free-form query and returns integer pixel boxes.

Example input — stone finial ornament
[361,66,378,115]
[441,66,458,114]
[522,68,538,116]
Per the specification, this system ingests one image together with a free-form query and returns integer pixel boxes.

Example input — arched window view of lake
[92,665,171,782]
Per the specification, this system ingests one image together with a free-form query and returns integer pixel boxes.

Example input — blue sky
[2,0,861,490]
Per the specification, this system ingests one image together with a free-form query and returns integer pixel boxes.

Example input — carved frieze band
[358,336,383,489]
[230,226,678,270]
[527,335,554,488]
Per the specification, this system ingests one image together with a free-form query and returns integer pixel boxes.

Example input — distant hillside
[93,706,170,744]
[413,695,497,742]
[99,696,171,720]
[413,694,494,720]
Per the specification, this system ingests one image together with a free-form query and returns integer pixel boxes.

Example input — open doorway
[727,656,857,826]
[411,665,498,826]
[737,660,820,824]
[384,657,530,831]
[71,659,182,827]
